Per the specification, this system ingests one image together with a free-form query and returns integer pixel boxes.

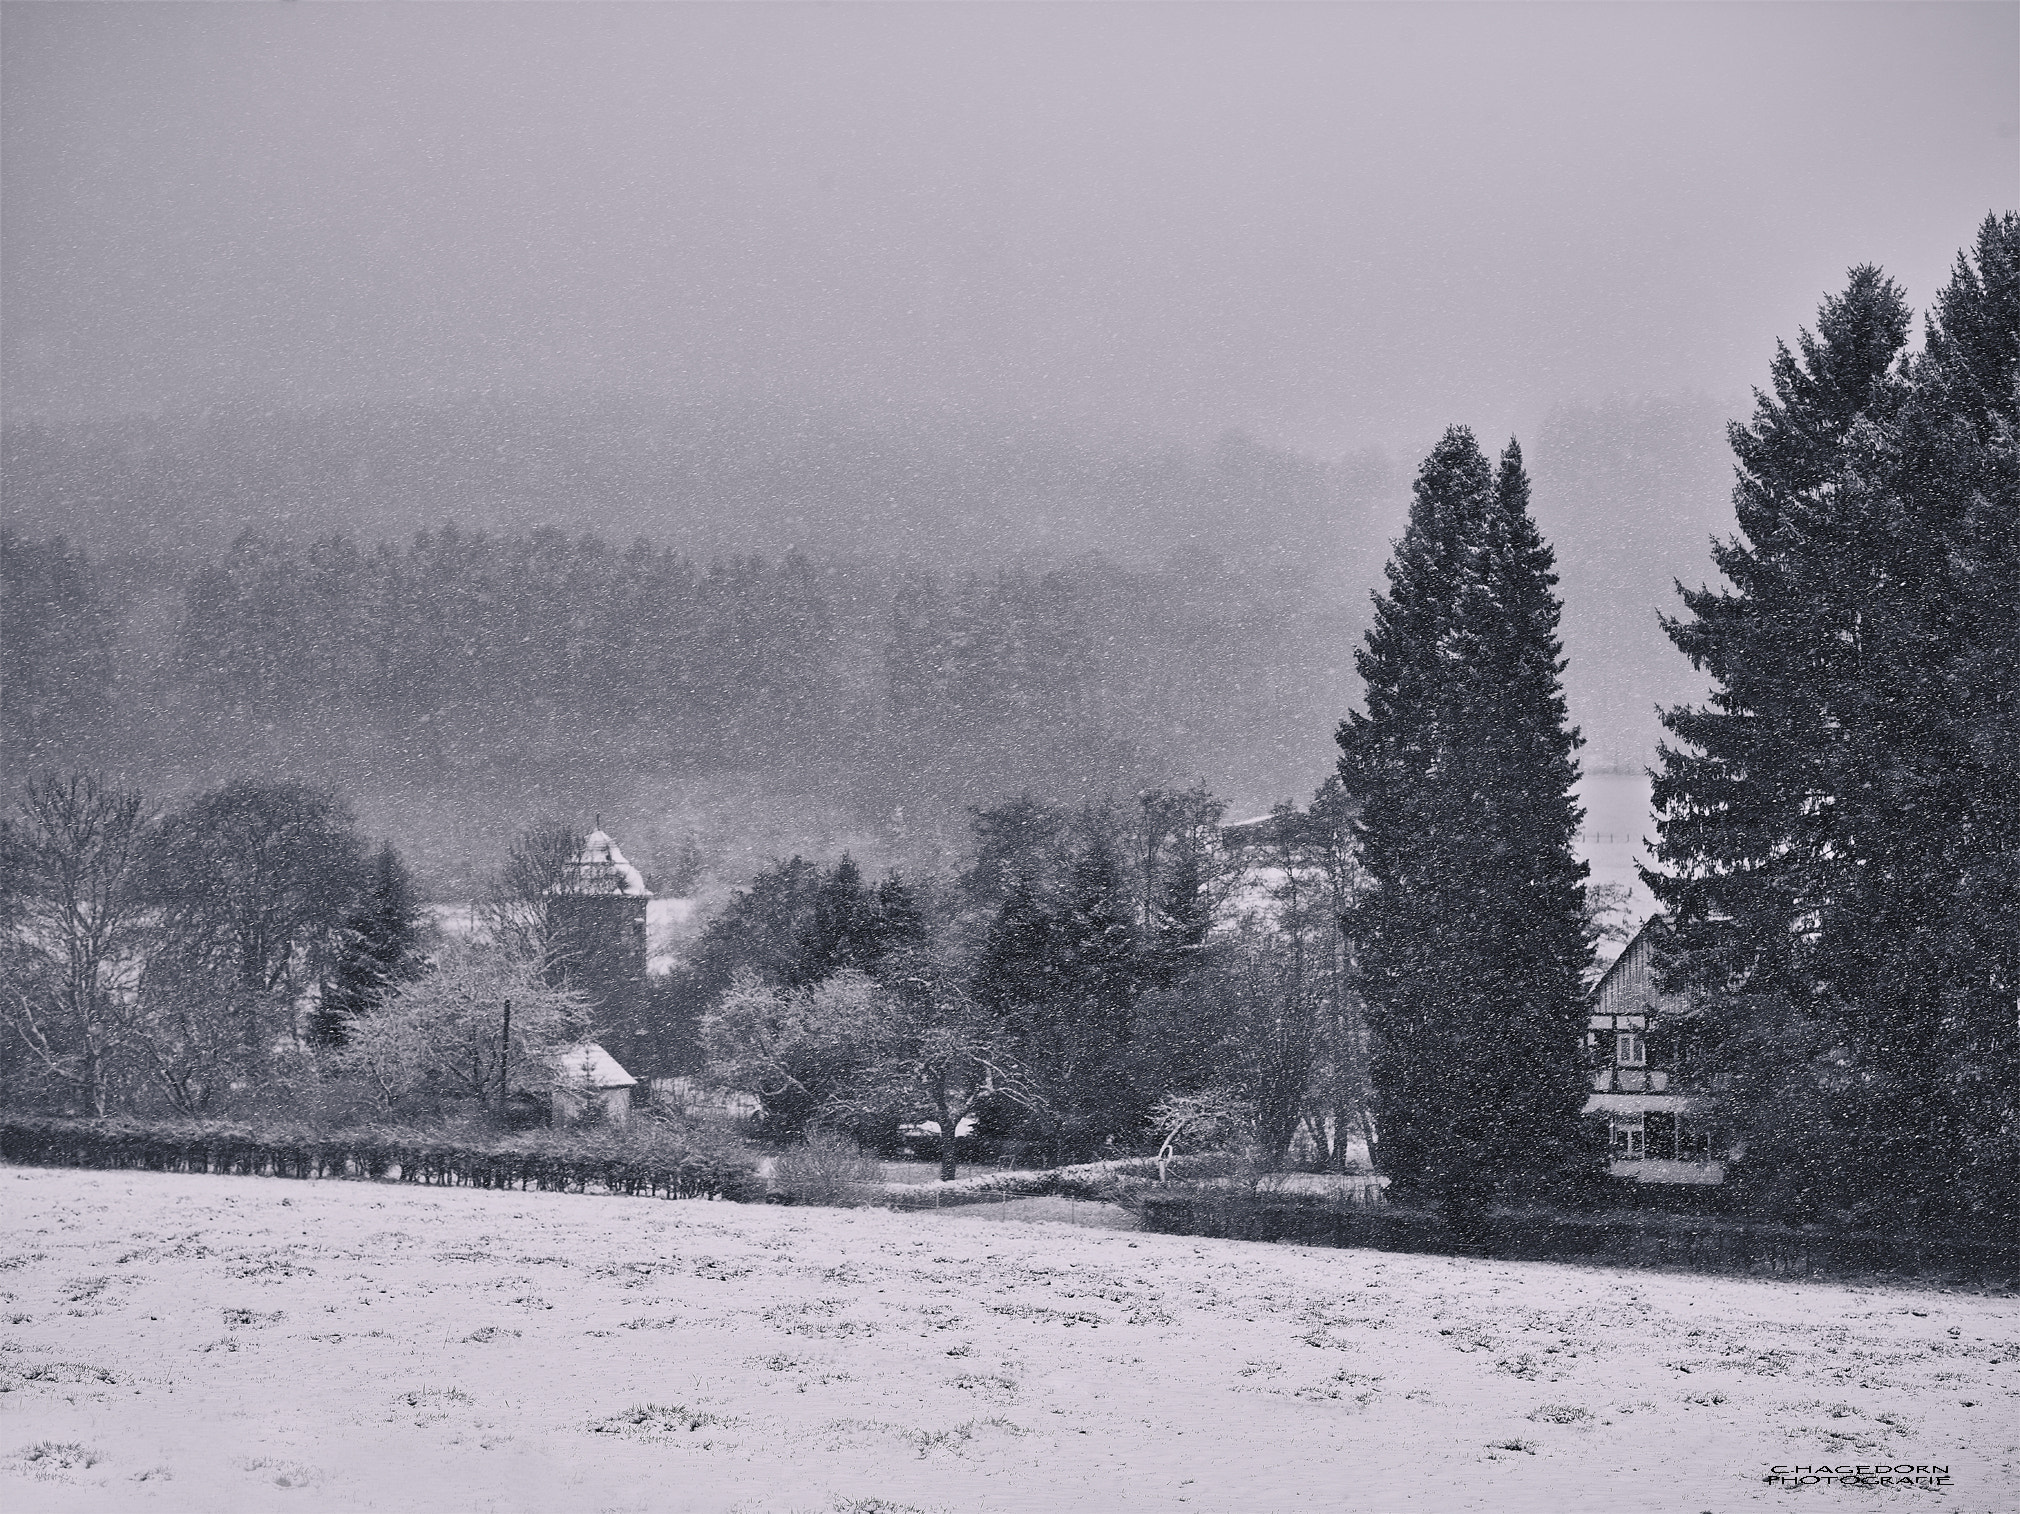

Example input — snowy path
[1,1166,2014,1512]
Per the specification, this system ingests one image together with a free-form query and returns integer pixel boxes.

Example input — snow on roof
[555,1041,637,1089]
[550,829,650,896]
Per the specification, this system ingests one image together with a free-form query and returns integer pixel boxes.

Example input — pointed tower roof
[550,829,650,897]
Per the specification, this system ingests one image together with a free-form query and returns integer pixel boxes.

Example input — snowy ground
[2,1167,2015,1514]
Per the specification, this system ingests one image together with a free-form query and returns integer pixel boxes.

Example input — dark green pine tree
[1337,426,1593,1221]
[871,873,930,970]
[1645,266,1916,1221]
[1147,844,1215,980]
[1045,824,1144,1156]
[1460,440,1597,1202]
[1661,221,2020,1236]
[313,841,425,1046]
[1056,827,1139,1012]
[1904,214,2020,1237]
[1337,429,1494,1206]
[804,855,882,980]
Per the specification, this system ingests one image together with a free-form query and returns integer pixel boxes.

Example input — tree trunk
[86,1047,107,1118]
[935,1080,960,1181]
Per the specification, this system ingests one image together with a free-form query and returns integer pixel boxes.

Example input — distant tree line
[0,534,116,758]
[177,528,838,764]
[0,527,1347,839]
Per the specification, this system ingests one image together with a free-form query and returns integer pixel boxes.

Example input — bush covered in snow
[878,1152,1237,1209]
[769,1131,885,1207]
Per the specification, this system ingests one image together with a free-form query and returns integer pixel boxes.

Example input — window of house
[1616,1030,1646,1067]
[1610,1117,1645,1160]
[1677,1119,1716,1162]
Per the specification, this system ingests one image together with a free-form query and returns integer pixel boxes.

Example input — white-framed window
[1616,1030,1646,1067]
[1610,1115,1645,1160]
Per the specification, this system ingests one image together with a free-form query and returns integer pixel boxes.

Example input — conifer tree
[1646,266,1916,1218]
[1650,224,2020,1233]
[805,855,881,979]
[1337,427,1592,1220]
[1462,441,1595,1197]
[1905,214,2020,1234]
[314,841,426,1047]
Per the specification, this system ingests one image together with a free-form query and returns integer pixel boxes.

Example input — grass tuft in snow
[20,1360,114,1383]
[17,1440,101,1474]
[1526,1403,1592,1424]
[589,1403,733,1438]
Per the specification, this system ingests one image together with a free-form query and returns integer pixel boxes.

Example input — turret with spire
[545,826,652,1058]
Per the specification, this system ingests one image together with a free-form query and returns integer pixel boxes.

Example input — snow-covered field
[2,1167,2014,1513]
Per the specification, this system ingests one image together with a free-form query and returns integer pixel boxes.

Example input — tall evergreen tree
[1905,214,2020,1235]
[1646,266,1916,1220]
[1461,441,1596,1196]
[968,814,1147,1162]
[314,842,426,1047]
[805,855,881,980]
[1650,225,2020,1234]
[1337,426,1593,1220]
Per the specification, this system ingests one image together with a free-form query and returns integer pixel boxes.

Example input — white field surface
[2,1168,2016,1514]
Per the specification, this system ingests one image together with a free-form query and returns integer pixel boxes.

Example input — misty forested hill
[0,392,1392,574]
[1,391,1731,889]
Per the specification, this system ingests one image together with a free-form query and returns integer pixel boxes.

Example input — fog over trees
[7,5,2006,892]
[1,395,1737,892]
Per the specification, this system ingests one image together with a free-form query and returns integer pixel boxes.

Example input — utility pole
[498,999,512,1117]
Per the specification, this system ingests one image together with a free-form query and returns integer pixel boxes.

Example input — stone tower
[545,829,650,1043]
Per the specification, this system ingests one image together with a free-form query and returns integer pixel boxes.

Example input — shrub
[879,1152,1233,1209]
[771,1131,883,1207]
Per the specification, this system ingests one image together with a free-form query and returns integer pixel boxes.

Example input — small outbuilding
[552,1041,638,1128]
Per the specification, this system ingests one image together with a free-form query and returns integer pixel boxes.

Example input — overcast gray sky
[4,2,2014,456]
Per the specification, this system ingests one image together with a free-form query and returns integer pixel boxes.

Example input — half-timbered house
[1583,919,1724,1185]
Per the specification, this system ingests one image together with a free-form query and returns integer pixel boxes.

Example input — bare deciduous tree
[145,778,369,1046]
[1149,1088,1251,1182]
[829,948,1037,1181]
[476,817,584,965]
[0,771,151,1115]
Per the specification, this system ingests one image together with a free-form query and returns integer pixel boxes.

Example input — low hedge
[880,1152,1236,1209]
[0,1115,764,1202]
[1131,1185,2020,1285]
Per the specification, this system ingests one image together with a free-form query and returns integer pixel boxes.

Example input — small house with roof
[552,1040,639,1127]
[1583,919,1723,1184]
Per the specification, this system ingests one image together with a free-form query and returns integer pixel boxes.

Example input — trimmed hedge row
[0,1115,764,1202]
[1132,1186,2020,1285]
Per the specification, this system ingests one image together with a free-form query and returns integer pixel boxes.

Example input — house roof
[556,1041,638,1090]
[550,830,650,897]
[1588,916,1693,1018]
